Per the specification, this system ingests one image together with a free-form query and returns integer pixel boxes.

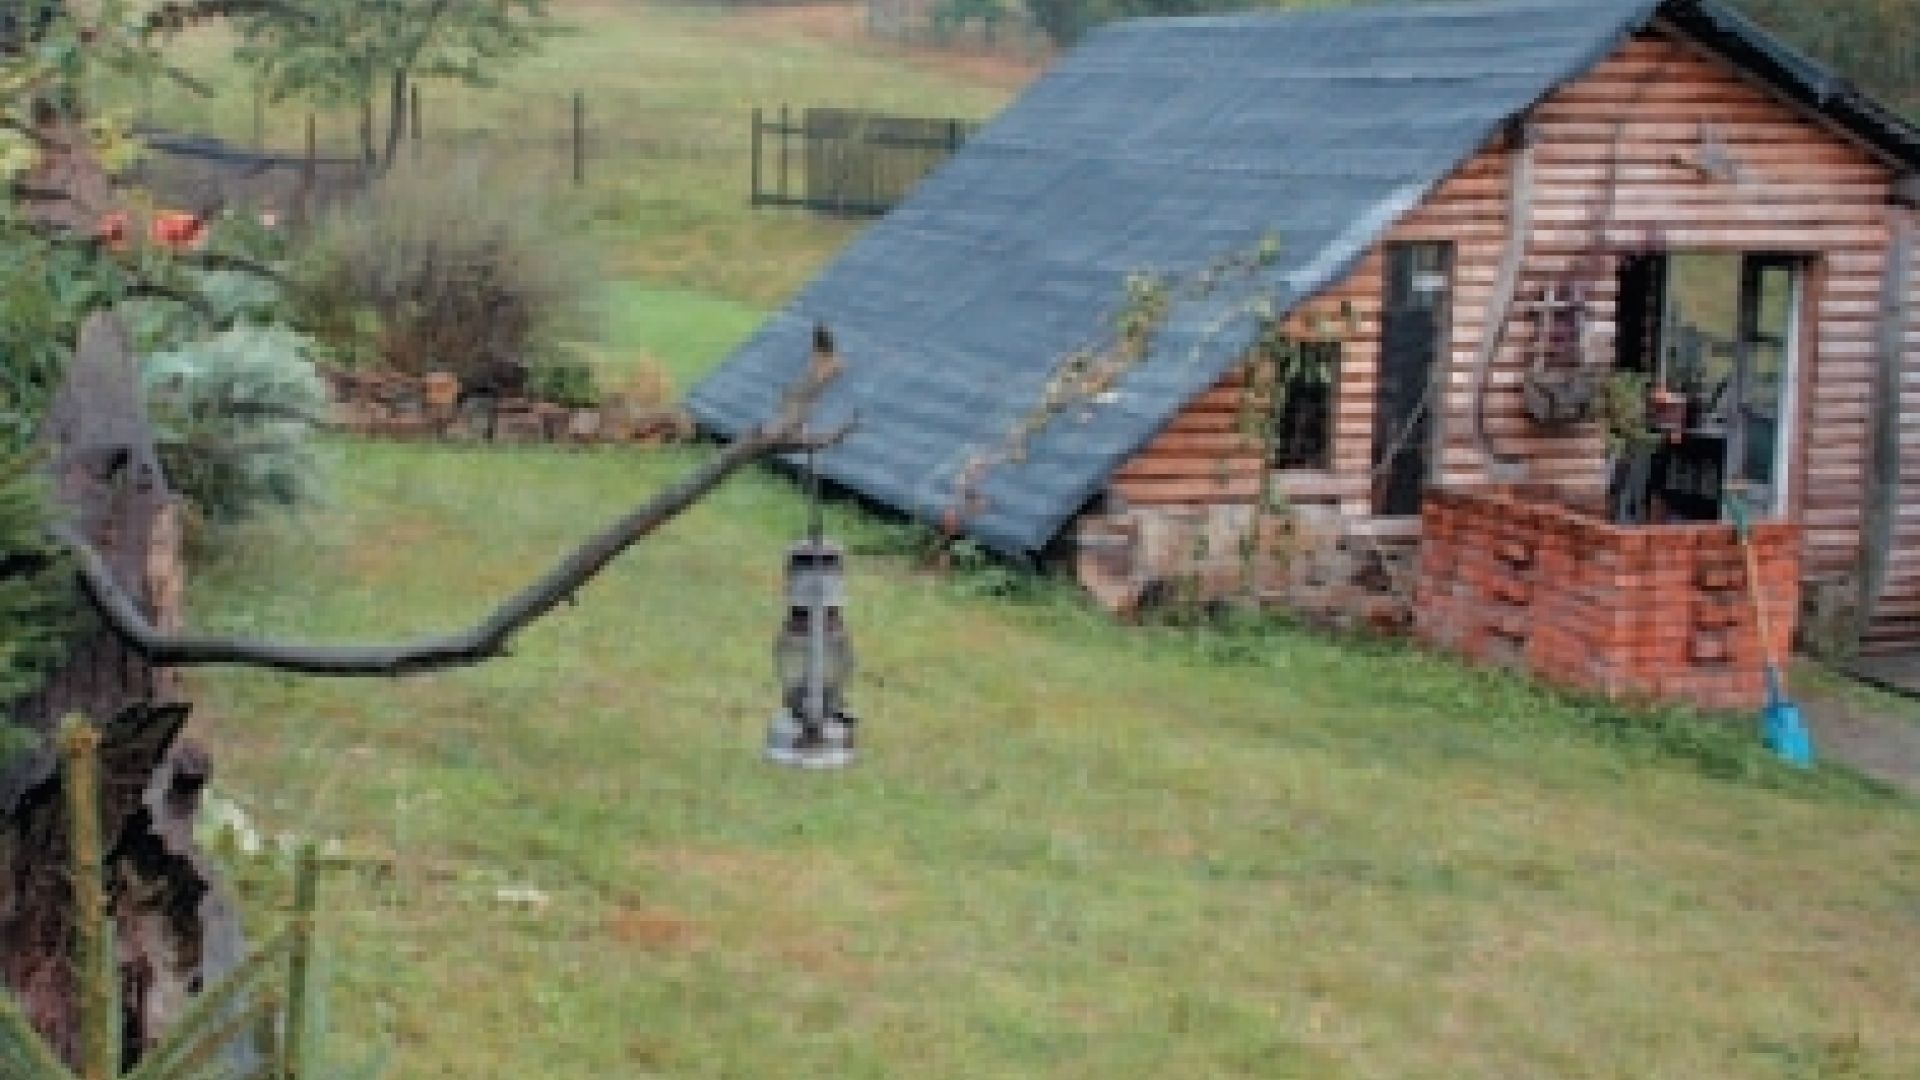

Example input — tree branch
[54,340,851,678]
[174,250,289,286]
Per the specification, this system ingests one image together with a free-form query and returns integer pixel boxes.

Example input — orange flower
[150,211,205,252]
[96,211,130,251]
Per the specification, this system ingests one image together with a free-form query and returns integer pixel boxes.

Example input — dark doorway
[1374,241,1452,516]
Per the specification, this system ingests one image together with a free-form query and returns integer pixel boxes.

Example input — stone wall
[320,367,692,446]
[1072,503,1417,631]
[1416,487,1799,711]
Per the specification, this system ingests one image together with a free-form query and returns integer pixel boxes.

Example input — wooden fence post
[299,113,316,225]
[411,84,422,160]
[59,716,113,1080]
[572,91,585,187]
[778,105,791,204]
[750,107,763,205]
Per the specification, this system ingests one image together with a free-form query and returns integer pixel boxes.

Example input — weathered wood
[5,314,237,1072]
[1110,477,1263,504]
[1863,209,1920,647]
[1095,20,1905,625]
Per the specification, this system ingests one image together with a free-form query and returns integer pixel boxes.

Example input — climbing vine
[938,234,1282,538]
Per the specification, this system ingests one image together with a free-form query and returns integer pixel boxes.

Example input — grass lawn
[593,280,766,389]
[189,310,1920,1080]
[188,438,1920,1080]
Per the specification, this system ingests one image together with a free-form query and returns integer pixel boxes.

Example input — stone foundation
[1073,503,1417,631]
[1416,486,1798,711]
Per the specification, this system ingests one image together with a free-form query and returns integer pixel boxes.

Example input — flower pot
[1648,385,1687,438]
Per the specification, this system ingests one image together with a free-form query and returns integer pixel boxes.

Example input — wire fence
[135,88,982,222]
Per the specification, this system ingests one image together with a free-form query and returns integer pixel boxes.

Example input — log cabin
[689,0,1920,708]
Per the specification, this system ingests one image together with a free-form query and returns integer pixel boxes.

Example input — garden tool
[1726,494,1813,767]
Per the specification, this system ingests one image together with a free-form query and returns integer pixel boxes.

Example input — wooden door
[1374,241,1452,516]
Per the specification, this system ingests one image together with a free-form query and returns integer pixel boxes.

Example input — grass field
[142,2,1920,1077]
[189,434,1920,1080]
[131,0,1028,307]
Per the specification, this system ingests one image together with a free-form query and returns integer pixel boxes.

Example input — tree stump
[2,314,245,1071]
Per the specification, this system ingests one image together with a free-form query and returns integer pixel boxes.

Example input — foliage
[295,156,598,383]
[142,323,329,522]
[0,457,76,713]
[0,0,187,712]
[525,352,599,408]
[0,212,109,455]
[1731,0,1920,116]
[234,0,555,167]
[1024,0,1240,46]
[1599,370,1659,456]
[931,0,1016,39]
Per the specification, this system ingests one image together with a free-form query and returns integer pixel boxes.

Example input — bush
[142,324,329,523]
[0,456,76,712]
[295,155,598,384]
[526,352,600,408]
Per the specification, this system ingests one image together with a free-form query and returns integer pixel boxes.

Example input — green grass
[593,280,766,388]
[186,440,1920,1080]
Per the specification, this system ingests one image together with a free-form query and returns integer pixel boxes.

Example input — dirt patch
[607,905,706,953]
[720,2,1048,92]
[1794,677,1920,796]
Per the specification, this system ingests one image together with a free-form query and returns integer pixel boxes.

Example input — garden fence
[750,105,977,217]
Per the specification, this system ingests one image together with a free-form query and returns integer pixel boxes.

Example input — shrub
[295,155,598,384]
[526,352,600,408]
[142,324,329,523]
[0,456,76,712]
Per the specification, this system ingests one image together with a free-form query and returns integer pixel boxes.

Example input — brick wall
[1416,487,1799,711]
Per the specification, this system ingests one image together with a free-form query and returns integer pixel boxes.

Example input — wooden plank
[1529,226,1889,248]
[1536,143,1881,167]
[1138,431,1264,455]
[1114,458,1265,481]
[1111,477,1262,505]
[1535,163,1891,185]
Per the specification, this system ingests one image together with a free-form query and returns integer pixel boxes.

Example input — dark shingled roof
[687,0,1920,557]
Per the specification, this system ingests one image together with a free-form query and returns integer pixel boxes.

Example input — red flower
[150,211,205,252]
[96,211,130,251]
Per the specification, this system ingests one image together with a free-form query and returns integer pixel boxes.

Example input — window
[1251,331,1340,471]
[1609,251,1805,521]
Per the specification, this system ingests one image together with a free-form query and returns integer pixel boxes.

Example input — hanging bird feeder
[765,441,859,768]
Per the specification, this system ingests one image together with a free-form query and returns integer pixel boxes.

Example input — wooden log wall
[1107,25,1908,630]
[1862,202,1920,652]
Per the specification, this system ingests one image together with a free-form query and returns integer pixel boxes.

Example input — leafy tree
[1026,0,1224,46]
[233,0,555,170]
[1731,0,1919,116]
